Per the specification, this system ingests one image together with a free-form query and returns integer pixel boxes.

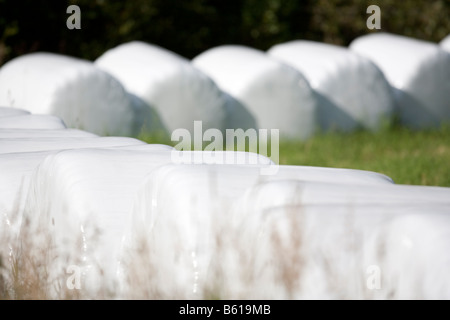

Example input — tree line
[1,0,449,66]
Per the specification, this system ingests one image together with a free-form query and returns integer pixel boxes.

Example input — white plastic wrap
[0,143,173,250]
[125,163,450,299]
[232,203,450,299]
[234,182,450,299]
[0,52,159,137]
[22,149,272,296]
[268,40,396,131]
[192,45,319,139]
[123,163,397,298]
[95,41,228,134]
[350,33,450,129]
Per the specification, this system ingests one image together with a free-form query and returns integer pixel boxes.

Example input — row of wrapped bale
[2,106,450,299]
[94,41,231,134]
[16,137,450,299]
[267,40,396,132]
[0,107,167,288]
[0,107,398,298]
[1,34,448,140]
[192,45,319,139]
[122,163,450,299]
[21,148,397,297]
[0,53,163,137]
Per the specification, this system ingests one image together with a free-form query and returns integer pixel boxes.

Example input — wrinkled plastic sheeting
[350,33,450,129]
[131,163,395,234]
[0,143,173,252]
[268,40,396,132]
[127,164,450,298]
[0,52,159,137]
[0,137,145,243]
[0,114,67,129]
[123,163,397,298]
[22,149,272,296]
[232,203,450,299]
[95,41,228,134]
[192,45,319,140]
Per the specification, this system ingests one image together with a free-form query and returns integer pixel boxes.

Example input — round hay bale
[350,33,450,129]
[192,45,319,140]
[268,40,396,132]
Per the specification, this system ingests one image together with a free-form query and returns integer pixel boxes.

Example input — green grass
[139,124,450,187]
[279,125,450,187]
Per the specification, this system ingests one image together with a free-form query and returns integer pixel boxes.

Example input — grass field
[140,124,450,187]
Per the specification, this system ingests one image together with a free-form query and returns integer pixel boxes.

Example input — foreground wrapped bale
[0,142,173,240]
[126,164,450,299]
[0,114,66,129]
[95,41,228,134]
[0,137,147,243]
[231,181,450,299]
[123,163,399,298]
[192,45,319,139]
[0,137,146,241]
[268,40,396,132]
[0,52,160,137]
[22,149,271,297]
[350,33,450,129]
[230,203,450,299]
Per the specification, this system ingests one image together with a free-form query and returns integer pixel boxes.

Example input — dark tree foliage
[0,0,449,66]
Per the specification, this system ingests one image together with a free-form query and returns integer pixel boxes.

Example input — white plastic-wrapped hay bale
[124,163,395,298]
[192,45,319,139]
[0,52,161,137]
[131,163,395,232]
[232,203,450,299]
[0,141,171,243]
[130,163,395,235]
[268,40,396,131]
[127,163,450,299]
[350,33,450,129]
[0,114,66,129]
[0,136,145,154]
[440,34,450,52]
[234,184,450,299]
[0,106,30,117]
[0,137,144,235]
[0,128,97,139]
[23,148,271,297]
[0,151,55,236]
[95,41,228,134]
